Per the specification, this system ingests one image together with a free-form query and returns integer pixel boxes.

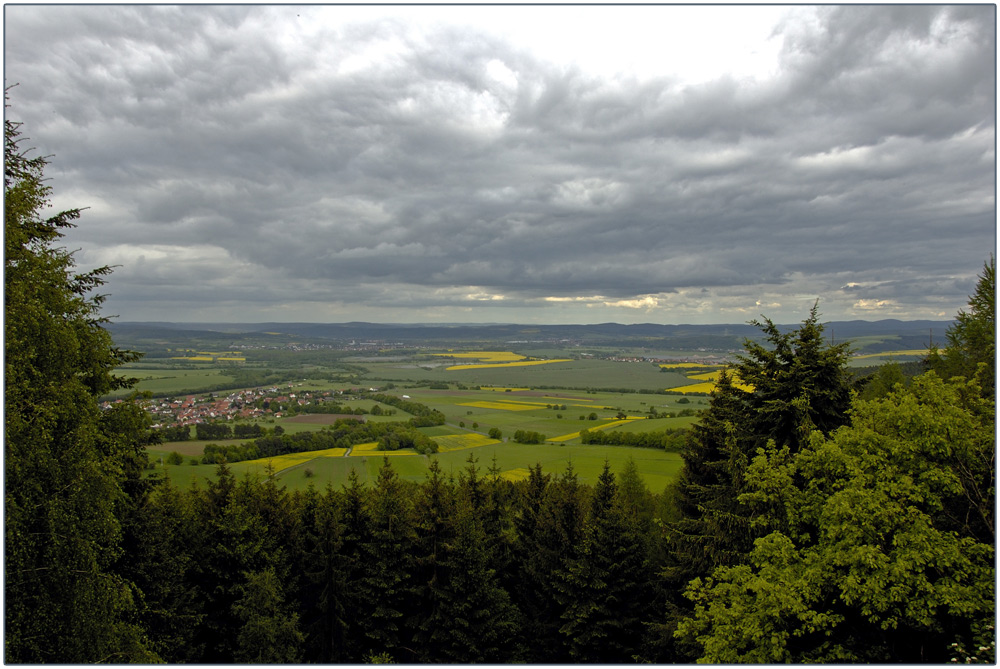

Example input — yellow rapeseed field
[244,447,349,472]
[346,441,418,457]
[350,441,380,452]
[433,351,525,362]
[433,434,500,452]
[459,401,540,411]
[447,359,572,371]
[853,349,927,359]
[549,417,644,442]
[501,468,532,482]
[665,381,718,394]
[659,363,720,369]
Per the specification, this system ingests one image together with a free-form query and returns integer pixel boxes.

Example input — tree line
[5,97,994,663]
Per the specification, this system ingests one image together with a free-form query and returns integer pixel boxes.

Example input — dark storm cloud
[4,4,994,323]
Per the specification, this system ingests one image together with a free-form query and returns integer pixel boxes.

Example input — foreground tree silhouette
[929,256,995,396]
[677,372,995,662]
[662,305,854,660]
[4,92,154,661]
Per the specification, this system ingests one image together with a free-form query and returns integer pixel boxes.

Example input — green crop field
[108,367,238,397]
[360,357,691,390]
[153,440,683,493]
[143,375,707,493]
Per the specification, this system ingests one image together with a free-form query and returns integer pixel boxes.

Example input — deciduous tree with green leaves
[676,371,995,663]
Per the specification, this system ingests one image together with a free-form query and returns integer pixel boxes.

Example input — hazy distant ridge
[108,319,953,350]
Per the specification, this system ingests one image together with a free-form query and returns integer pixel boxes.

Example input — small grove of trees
[512,429,546,444]
[158,424,192,441]
[579,427,687,450]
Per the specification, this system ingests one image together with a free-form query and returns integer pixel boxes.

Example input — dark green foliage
[667,305,854,576]
[117,478,204,662]
[364,392,446,425]
[661,306,855,661]
[677,372,995,663]
[512,428,546,443]
[579,426,687,449]
[556,462,652,662]
[929,256,995,396]
[157,424,192,441]
[413,456,520,662]
[511,463,587,662]
[233,568,305,663]
[377,426,439,454]
[233,422,264,439]
[356,460,417,659]
[4,93,154,663]
[196,421,232,440]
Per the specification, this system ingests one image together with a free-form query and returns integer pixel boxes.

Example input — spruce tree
[356,458,416,659]
[663,306,854,659]
[515,462,586,662]
[419,457,519,662]
[410,459,458,661]
[929,256,995,395]
[5,91,154,662]
[558,462,649,663]
[295,484,350,662]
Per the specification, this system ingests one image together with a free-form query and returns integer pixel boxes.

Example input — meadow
[146,381,700,491]
[136,344,923,493]
[153,439,684,493]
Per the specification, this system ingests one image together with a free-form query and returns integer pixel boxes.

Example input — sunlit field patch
[433,434,500,452]
[853,349,927,359]
[347,441,418,457]
[433,351,525,362]
[459,401,541,411]
[659,363,720,369]
[447,359,573,371]
[501,467,531,482]
[350,441,380,452]
[665,381,717,394]
[171,355,215,361]
[549,417,645,442]
[246,447,349,471]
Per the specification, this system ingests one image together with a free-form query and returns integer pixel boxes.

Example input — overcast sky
[4,4,995,324]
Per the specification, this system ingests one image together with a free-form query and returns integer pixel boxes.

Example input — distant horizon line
[109,317,956,327]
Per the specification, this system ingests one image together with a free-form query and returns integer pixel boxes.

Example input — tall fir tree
[557,462,650,663]
[295,484,350,662]
[929,256,995,396]
[418,457,520,662]
[513,462,587,662]
[356,458,417,660]
[663,305,854,660]
[5,91,154,663]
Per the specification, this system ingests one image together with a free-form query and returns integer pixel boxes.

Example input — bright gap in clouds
[294,4,798,85]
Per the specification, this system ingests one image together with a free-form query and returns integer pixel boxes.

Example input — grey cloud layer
[4,5,994,322]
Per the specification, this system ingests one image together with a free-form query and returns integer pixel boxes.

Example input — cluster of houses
[102,385,348,429]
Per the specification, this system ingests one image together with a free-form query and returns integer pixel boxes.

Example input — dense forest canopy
[4,98,995,664]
